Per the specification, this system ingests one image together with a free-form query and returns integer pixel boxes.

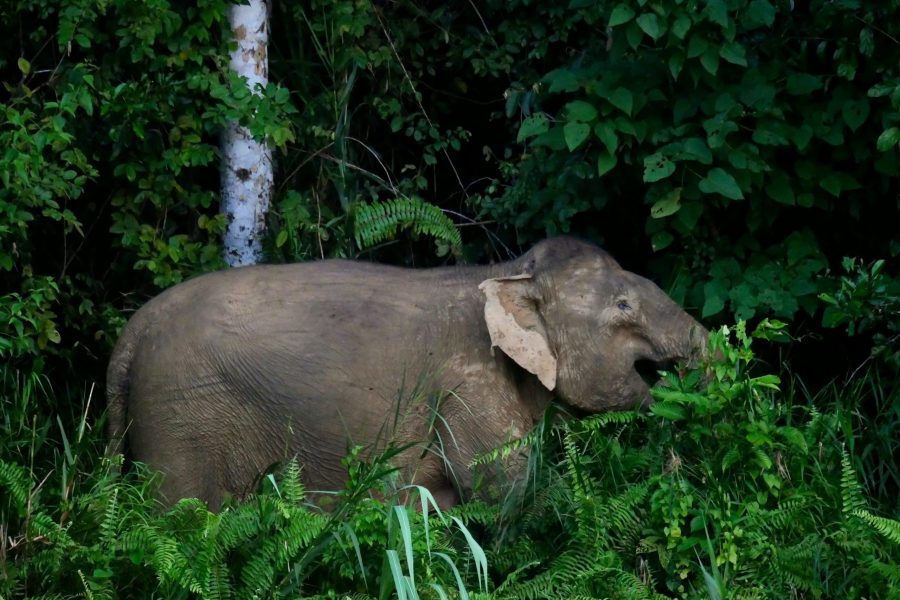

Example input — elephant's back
[122,258,472,410]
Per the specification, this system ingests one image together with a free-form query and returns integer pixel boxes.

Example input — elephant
[107,236,707,509]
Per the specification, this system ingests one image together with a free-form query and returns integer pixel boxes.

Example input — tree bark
[221,0,272,267]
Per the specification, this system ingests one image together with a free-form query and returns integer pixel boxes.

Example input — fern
[99,487,119,550]
[853,510,900,545]
[280,458,306,505]
[497,545,655,600]
[470,428,539,467]
[574,410,641,431]
[840,449,867,517]
[354,197,461,251]
[238,496,328,595]
[595,482,649,550]
[0,458,33,516]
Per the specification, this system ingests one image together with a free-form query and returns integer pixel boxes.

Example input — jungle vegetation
[1,0,898,598]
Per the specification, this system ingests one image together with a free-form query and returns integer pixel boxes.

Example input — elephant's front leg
[430,385,534,504]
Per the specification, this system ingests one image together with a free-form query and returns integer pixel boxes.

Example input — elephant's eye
[617,300,631,311]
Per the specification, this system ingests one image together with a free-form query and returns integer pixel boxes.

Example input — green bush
[473,322,900,598]
[473,0,899,324]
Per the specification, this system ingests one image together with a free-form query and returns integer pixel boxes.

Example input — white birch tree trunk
[221,0,272,267]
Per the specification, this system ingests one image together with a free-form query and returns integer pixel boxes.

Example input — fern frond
[840,449,867,516]
[0,458,33,516]
[595,482,649,549]
[759,533,825,596]
[497,546,649,600]
[471,428,539,467]
[575,411,641,431]
[561,432,597,503]
[215,503,263,552]
[354,197,461,251]
[238,497,328,594]
[853,509,900,545]
[758,495,818,534]
[858,556,900,590]
[445,499,498,527]
[280,458,306,505]
[99,487,119,550]
[206,561,234,600]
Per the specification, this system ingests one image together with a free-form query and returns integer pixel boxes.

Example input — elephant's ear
[479,274,557,391]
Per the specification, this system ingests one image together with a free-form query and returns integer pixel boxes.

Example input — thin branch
[371,3,470,200]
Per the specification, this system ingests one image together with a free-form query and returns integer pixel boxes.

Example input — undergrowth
[1,323,898,598]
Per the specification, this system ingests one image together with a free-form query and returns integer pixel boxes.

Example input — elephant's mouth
[634,357,677,388]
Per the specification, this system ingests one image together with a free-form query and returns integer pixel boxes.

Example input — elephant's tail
[106,322,140,458]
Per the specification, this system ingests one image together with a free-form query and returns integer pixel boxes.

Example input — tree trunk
[221,0,272,267]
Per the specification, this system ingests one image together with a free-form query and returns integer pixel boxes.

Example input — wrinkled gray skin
[107,237,706,509]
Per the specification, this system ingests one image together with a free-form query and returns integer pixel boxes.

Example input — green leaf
[276,229,288,248]
[868,82,897,98]
[544,68,580,93]
[565,100,598,122]
[651,188,682,218]
[704,0,729,28]
[687,35,708,58]
[626,21,644,49]
[594,122,619,154]
[609,87,634,115]
[841,99,869,132]
[682,138,712,164]
[672,13,692,39]
[786,74,822,95]
[743,0,776,29]
[819,173,860,197]
[790,124,814,150]
[17,57,31,75]
[703,280,728,317]
[752,125,788,146]
[609,4,636,27]
[700,48,720,75]
[597,151,618,176]
[719,42,747,67]
[746,430,773,446]
[643,153,676,182]
[651,230,674,251]
[564,122,591,150]
[819,174,842,197]
[876,127,900,152]
[669,52,685,80]
[650,401,687,420]
[699,168,744,200]
[766,174,794,205]
[859,28,875,57]
[637,13,663,41]
[838,62,856,80]
[517,114,549,142]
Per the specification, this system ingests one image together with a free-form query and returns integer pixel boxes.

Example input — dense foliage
[1,0,898,598]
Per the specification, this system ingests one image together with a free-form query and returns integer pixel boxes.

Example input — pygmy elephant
[107,237,707,509]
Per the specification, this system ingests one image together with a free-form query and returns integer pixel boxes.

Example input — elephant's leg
[132,429,225,509]
[390,441,461,508]
[434,388,533,502]
[425,486,460,510]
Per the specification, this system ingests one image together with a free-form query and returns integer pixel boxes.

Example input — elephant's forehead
[555,264,630,295]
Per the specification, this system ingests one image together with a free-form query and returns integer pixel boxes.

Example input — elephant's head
[480,237,707,410]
